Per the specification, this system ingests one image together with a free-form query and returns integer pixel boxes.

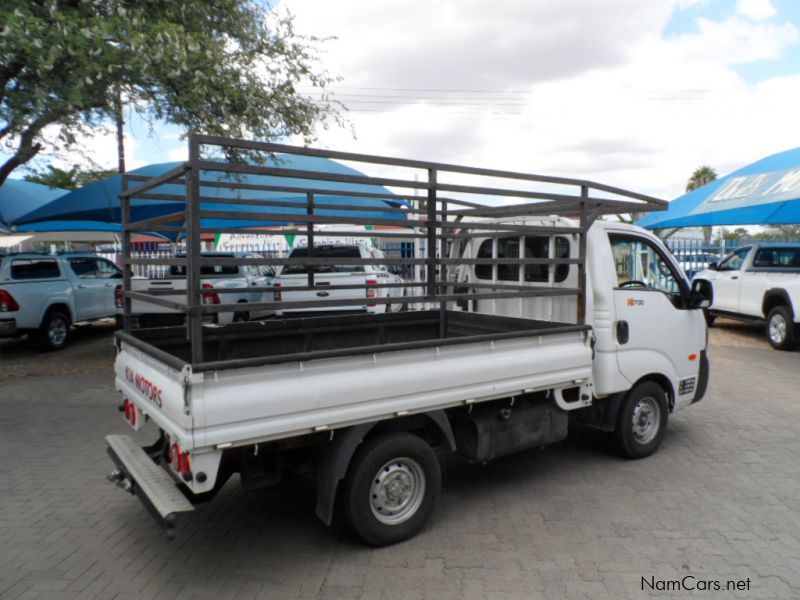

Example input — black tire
[114,314,125,330]
[614,381,669,459]
[765,306,796,351]
[33,310,72,351]
[341,431,441,546]
[704,310,716,327]
[233,301,250,323]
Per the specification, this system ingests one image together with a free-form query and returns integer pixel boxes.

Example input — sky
[17,0,800,204]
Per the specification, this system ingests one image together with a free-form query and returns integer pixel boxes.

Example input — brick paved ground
[0,337,799,599]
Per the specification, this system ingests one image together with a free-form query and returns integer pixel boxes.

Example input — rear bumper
[0,319,17,337]
[105,434,194,538]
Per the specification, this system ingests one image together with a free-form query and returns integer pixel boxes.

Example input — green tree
[686,166,718,243]
[0,1,339,187]
[24,165,116,190]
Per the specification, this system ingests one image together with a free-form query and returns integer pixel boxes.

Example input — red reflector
[169,442,191,475]
[366,278,377,306]
[689,354,697,361]
[114,285,124,309]
[273,282,282,302]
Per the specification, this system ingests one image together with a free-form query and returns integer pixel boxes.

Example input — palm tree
[686,166,718,243]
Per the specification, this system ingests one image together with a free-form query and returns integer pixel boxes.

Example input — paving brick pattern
[1,342,799,599]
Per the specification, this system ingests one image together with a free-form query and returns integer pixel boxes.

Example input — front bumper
[0,319,17,337]
[106,434,194,538]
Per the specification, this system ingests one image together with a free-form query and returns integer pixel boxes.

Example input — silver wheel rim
[48,317,68,346]
[370,457,425,525]
[631,396,660,445]
[769,314,787,344]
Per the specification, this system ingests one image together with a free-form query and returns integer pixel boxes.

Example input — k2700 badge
[626,298,645,307]
[124,366,163,408]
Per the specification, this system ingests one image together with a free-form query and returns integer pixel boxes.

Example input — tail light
[201,283,220,305]
[170,442,192,477]
[114,285,124,309]
[273,282,282,302]
[0,290,19,312]
[366,278,377,307]
[120,398,138,427]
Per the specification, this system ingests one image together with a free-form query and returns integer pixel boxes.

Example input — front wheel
[233,302,250,323]
[766,306,796,351]
[341,432,441,546]
[615,381,669,459]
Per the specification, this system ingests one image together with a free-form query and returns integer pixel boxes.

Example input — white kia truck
[104,137,711,546]
[0,253,122,350]
[694,243,800,350]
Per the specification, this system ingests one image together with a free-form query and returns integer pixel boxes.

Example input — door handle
[616,320,629,344]
[731,276,739,280]
[77,284,87,289]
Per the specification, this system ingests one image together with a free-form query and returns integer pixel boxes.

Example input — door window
[609,234,683,296]
[95,259,121,278]
[717,247,749,271]
[751,247,800,269]
[68,258,98,279]
[11,259,60,280]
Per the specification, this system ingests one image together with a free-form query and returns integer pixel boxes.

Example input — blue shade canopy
[638,147,800,230]
[0,179,67,231]
[15,155,408,230]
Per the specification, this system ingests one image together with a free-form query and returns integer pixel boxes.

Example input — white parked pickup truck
[694,243,800,350]
[274,244,406,316]
[0,252,122,350]
[129,252,276,327]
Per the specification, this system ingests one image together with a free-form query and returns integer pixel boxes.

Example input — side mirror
[688,279,713,309]
[707,261,718,271]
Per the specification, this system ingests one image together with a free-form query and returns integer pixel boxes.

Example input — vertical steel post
[578,186,589,326]
[306,193,315,288]
[186,135,203,363]
[116,92,131,331]
[439,197,448,338]
[426,168,437,312]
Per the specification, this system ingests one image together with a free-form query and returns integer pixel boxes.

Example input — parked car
[672,251,721,279]
[128,252,275,327]
[0,253,122,350]
[273,244,406,316]
[694,243,800,350]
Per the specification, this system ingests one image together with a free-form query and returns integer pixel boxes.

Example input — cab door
[708,247,749,312]
[67,257,108,320]
[609,234,705,403]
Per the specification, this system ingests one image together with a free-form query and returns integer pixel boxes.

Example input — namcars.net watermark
[642,575,752,593]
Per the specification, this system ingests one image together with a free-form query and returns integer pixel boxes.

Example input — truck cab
[456,219,709,411]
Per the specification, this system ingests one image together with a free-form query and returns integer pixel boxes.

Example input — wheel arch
[41,302,73,327]
[762,288,793,320]
[314,410,455,526]
[631,373,675,412]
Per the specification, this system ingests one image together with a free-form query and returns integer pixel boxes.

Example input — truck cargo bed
[116,310,589,373]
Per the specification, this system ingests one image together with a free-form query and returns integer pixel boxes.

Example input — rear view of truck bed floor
[118,310,589,373]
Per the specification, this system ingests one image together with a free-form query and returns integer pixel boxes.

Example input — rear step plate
[106,434,194,537]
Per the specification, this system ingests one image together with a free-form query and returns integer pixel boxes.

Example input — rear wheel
[766,306,796,351]
[233,301,250,323]
[341,432,441,546]
[615,381,669,459]
[34,310,71,351]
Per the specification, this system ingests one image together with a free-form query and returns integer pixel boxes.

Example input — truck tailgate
[115,343,194,449]
[191,330,592,448]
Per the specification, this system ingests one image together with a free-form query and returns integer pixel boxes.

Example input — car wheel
[766,306,796,351]
[614,381,669,459]
[35,310,72,351]
[233,302,250,323]
[341,432,441,546]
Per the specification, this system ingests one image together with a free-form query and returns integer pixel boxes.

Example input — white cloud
[737,0,777,21]
[283,0,800,204]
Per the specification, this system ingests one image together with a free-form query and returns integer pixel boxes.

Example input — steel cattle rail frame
[118,134,666,366]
